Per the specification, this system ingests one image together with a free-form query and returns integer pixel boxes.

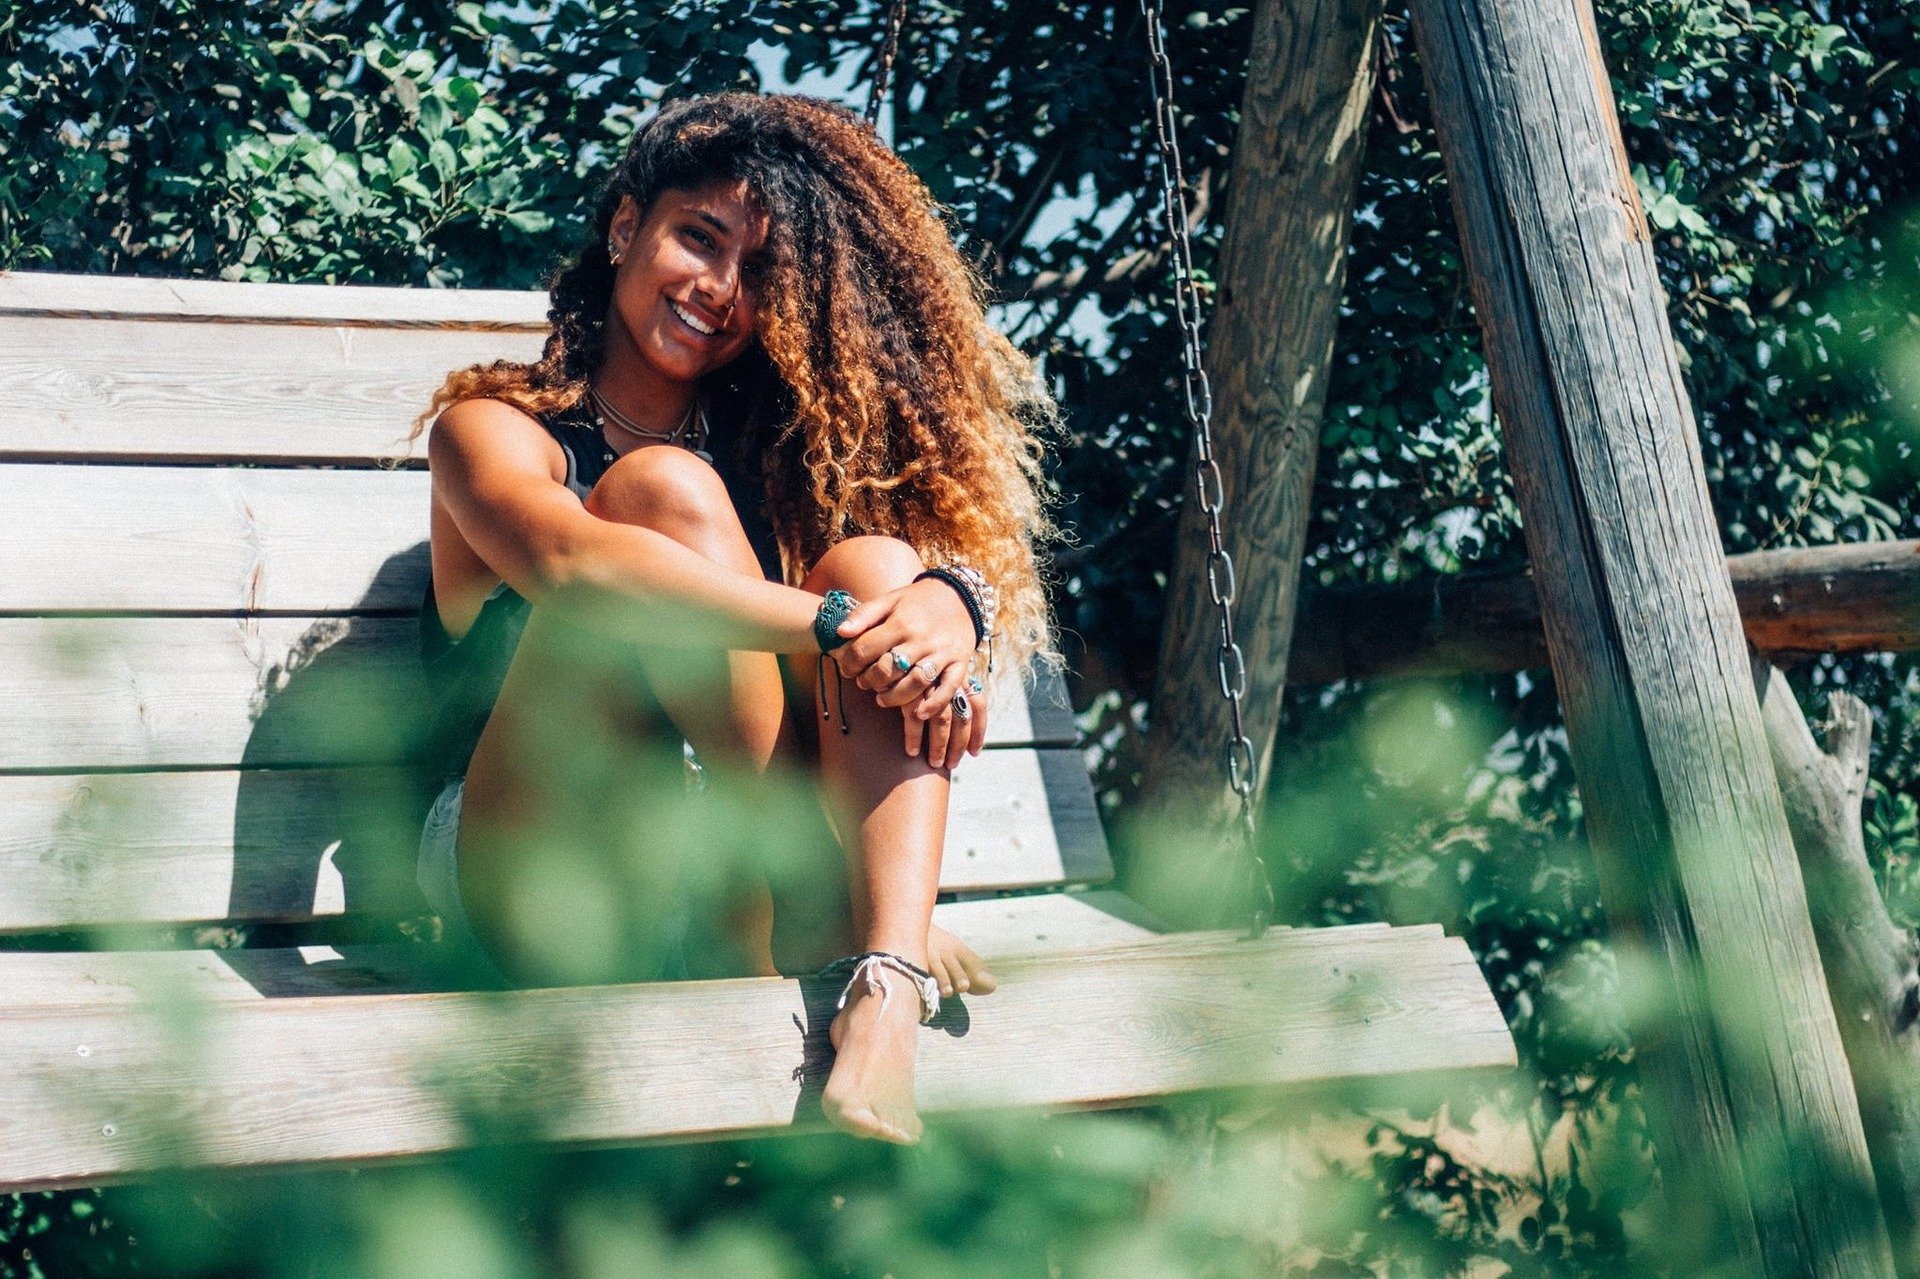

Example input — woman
[411,92,1063,1144]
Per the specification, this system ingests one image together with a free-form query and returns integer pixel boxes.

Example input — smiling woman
[405,93,1063,1145]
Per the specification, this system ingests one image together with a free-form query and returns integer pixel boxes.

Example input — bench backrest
[0,270,1110,937]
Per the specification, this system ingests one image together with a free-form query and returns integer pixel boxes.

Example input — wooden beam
[1132,0,1384,924]
[0,923,1514,1191]
[1288,540,1920,685]
[1758,662,1920,1272]
[1404,0,1895,1272]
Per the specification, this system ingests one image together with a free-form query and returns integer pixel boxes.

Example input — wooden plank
[1289,539,1920,685]
[0,465,430,613]
[1406,0,1893,1272]
[0,270,547,329]
[934,890,1165,954]
[0,924,1514,1190]
[0,617,427,770]
[0,891,1176,1006]
[0,315,543,463]
[0,620,1074,772]
[0,750,1111,933]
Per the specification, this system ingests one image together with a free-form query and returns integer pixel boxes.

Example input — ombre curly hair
[417,91,1064,687]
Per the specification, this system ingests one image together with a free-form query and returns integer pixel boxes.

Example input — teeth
[671,300,718,335]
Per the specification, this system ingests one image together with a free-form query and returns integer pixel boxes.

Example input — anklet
[820,951,942,1025]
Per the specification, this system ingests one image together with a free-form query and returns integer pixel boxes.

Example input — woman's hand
[904,673,990,768]
[831,577,982,738]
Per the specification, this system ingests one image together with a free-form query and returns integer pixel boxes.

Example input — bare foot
[823,966,925,1144]
[927,923,997,998]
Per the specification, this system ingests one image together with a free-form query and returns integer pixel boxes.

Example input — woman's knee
[585,445,736,537]
[802,535,924,596]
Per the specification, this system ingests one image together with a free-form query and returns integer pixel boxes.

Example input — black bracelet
[914,568,987,647]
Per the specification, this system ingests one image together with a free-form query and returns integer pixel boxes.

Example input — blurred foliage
[5,0,1920,1274]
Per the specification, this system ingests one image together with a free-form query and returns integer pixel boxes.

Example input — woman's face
[606,178,769,387]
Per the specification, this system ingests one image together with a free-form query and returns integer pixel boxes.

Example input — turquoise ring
[891,649,914,674]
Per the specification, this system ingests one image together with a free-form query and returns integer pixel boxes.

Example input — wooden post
[1131,0,1383,922]
[1758,662,1920,1274]
[1403,0,1896,1273]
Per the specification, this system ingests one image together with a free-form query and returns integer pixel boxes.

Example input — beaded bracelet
[914,563,997,648]
[814,588,858,735]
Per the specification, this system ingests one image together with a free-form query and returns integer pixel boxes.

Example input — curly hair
[417,91,1064,687]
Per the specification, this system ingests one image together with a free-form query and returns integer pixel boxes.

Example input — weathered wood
[0,923,1514,1191]
[0,314,541,463]
[0,269,547,329]
[1758,661,1920,1272]
[1405,0,1894,1272]
[0,749,1114,933]
[0,892,1177,1008]
[1289,540,1920,685]
[1133,0,1383,922]
[0,619,1075,771]
[0,465,431,613]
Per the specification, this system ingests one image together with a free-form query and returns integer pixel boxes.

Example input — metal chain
[864,0,910,128]
[1138,0,1272,937]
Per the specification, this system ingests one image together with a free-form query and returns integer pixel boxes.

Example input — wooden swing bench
[0,270,1514,1192]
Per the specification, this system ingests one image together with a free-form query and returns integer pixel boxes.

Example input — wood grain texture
[1134,0,1382,921]
[0,749,1113,933]
[1406,0,1893,1272]
[0,465,431,613]
[0,314,542,463]
[1757,661,1920,1257]
[0,892,1176,1007]
[0,924,1514,1190]
[0,270,547,329]
[0,619,1074,771]
[1288,540,1920,685]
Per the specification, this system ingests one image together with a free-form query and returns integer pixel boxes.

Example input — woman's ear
[607,195,640,262]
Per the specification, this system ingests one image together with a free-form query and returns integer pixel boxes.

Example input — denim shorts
[416,776,690,985]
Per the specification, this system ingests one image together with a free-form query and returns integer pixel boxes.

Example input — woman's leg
[458,444,839,983]
[783,536,958,1144]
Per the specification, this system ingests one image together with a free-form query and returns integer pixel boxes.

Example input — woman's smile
[667,295,725,338]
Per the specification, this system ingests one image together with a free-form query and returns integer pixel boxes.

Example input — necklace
[589,386,713,464]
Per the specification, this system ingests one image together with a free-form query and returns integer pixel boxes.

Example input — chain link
[1138,0,1272,937]
[864,0,910,129]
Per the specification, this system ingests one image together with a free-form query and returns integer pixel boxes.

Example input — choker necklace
[589,386,712,464]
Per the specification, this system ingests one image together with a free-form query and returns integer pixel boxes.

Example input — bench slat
[0,925,1515,1190]
[0,465,430,613]
[0,619,1075,771]
[0,314,540,464]
[0,891,1171,1005]
[0,270,546,329]
[0,748,1111,933]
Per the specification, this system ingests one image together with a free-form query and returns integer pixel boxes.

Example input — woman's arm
[428,397,821,653]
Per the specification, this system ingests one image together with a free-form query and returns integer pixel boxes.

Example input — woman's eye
[683,226,716,249]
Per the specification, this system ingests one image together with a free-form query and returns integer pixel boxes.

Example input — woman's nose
[701,256,741,306]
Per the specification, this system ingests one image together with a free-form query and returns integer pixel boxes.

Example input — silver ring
[952,691,972,720]
[915,659,939,682]
[966,676,985,696]
[891,650,913,674]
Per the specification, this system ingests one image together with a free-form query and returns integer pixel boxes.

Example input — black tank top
[419,398,782,783]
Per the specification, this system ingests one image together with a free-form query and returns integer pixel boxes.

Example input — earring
[607,240,621,264]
